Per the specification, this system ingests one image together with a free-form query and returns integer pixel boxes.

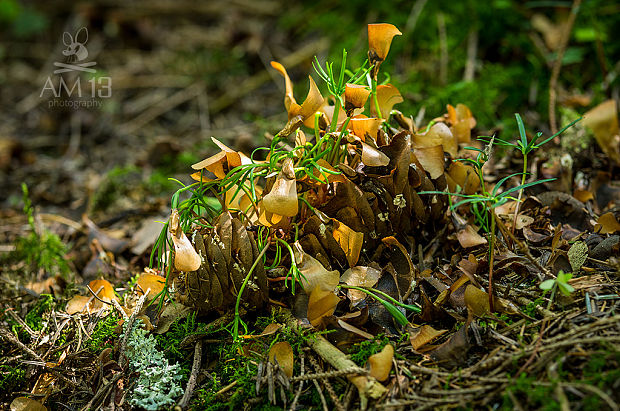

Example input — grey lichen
[123,319,184,410]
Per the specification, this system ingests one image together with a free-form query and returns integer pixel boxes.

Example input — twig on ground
[0,325,43,362]
[178,340,203,409]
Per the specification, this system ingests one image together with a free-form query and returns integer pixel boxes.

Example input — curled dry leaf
[368,23,402,77]
[341,266,382,306]
[65,295,93,314]
[263,157,298,217]
[169,209,201,272]
[344,83,371,114]
[136,271,166,300]
[294,241,340,293]
[367,343,394,382]
[371,84,403,118]
[595,212,620,234]
[268,341,294,379]
[349,116,381,141]
[456,224,488,248]
[447,161,480,194]
[337,318,374,339]
[361,141,390,167]
[414,145,445,179]
[409,324,447,351]
[10,397,47,411]
[332,220,364,267]
[307,286,341,327]
[464,284,490,317]
[582,100,620,165]
[89,279,117,302]
[447,104,476,143]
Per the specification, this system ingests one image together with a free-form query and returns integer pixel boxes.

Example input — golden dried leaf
[456,224,487,248]
[191,150,227,179]
[332,220,364,267]
[464,284,490,317]
[136,272,166,300]
[169,210,201,272]
[409,324,447,350]
[270,61,295,111]
[10,397,47,411]
[371,84,403,118]
[447,161,480,194]
[582,100,620,165]
[337,319,374,339]
[89,279,116,302]
[349,116,381,141]
[268,341,294,379]
[368,23,402,61]
[341,266,382,306]
[307,287,341,327]
[595,212,620,234]
[65,295,93,314]
[414,145,445,179]
[263,158,298,217]
[344,83,371,112]
[294,241,340,293]
[361,141,390,167]
[367,343,394,382]
[298,76,324,121]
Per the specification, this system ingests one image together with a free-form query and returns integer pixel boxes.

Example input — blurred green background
[0,0,618,213]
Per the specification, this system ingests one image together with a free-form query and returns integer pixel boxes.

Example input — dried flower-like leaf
[414,145,445,179]
[368,23,402,77]
[409,324,447,351]
[263,158,298,217]
[345,83,371,115]
[447,161,480,194]
[294,241,340,293]
[191,150,227,179]
[367,343,394,381]
[341,266,382,306]
[307,286,341,327]
[169,209,201,272]
[136,272,166,300]
[332,220,364,267]
[361,141,390,167]
[456,223,487,248]
[595,212,620,234]
[270,61,295,111]
[370,84,403,118]
[349,116,381,141]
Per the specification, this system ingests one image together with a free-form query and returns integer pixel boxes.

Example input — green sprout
[540,270,575,309]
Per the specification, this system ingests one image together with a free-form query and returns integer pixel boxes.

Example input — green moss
[85,312,120,353]
[4,184,71,279]
[24,293,54,332]
[349,334,390,366]
[0,364,26,393]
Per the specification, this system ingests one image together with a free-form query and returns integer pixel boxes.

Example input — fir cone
[175,212,268,313]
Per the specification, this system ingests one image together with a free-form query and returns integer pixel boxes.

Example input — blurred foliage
[0,0,47,38]
[279,0,620,137]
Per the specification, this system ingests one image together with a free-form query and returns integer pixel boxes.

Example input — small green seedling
[540,270,575,309]
[339,284,421,326]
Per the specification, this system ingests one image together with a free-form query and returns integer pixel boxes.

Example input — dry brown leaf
[294,242,340,293]
[447,161,480,194]
[349,117,381,141]
[191,150,227,179]
[409,324,447,351]
[368,23,402,65]
[414,145,445,179]
[341,266,382,306]
[337,319,374,339]
[344,83,371,113]
[332,220,364,267]
[65,295,93,314]
[464,284,490,317]
[88,279,116,302]
[361,141,390,167]
[367,343,394,382]
[10,397,47,411]
[456,224,487,248]
[136,272,166,300]
[169,210,201,272]
[307,286,340,327]
[582,100,620,165]
[270,61,295,110]
[268,341,294,379]
[595,212,620,234]
[263,158,298,217]
[371,84,403,118]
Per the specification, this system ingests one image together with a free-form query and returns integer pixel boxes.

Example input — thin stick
[549,0,582,134]
[178,341,203,409]
[0,325,43,361]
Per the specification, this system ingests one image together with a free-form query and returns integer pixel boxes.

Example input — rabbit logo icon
[53,27,97,74]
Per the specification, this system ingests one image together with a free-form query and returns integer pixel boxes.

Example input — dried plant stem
[178,340,203,409]
[280,308,386,410]
[549,0,582,134]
